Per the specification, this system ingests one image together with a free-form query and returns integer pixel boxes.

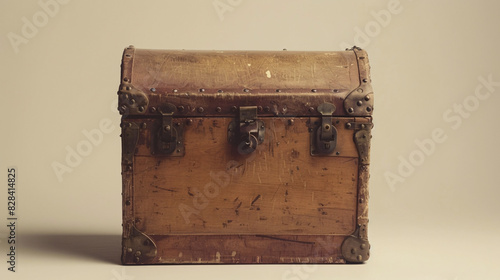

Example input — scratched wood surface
[130,49,360,92]
[151,234,346,264]
[132,117,359,236]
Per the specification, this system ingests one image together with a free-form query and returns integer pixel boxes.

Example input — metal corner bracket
[122,226,157,264]
[341,224,370,263]
[118,83,149,115]
[344,46,374,116]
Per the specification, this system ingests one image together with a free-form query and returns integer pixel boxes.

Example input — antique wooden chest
[118,46,374,264]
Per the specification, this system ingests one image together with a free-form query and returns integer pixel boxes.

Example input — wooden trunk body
[118,46,374,264]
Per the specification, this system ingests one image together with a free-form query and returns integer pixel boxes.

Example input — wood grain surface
[131,117,359,236]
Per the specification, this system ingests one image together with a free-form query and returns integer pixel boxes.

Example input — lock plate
[227,106,265,155]
[310,102,338,155]
[151,103,185,156]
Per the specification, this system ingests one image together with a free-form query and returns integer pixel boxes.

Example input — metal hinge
[152,103,185,156]
[227,106,265,155]
[310,102,338,155]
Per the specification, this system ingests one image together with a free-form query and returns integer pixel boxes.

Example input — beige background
[1,0,499,279]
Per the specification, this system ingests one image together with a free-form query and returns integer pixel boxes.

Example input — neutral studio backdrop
[1,0,499,279]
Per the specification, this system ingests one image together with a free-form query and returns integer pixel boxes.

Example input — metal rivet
[150,88,156,92]
[243,88,250,93]
[366,107,372,112]
[351,248,356,254]
[333,89,339,93]
[126,86,131,91]
[164,125,171,131]
[127,247,133,253]
[361,124,366,129]
[126,165,132,171]
[125,200,131,206]
[357,88,363,93]
[119,106,127,114]
[231,106,237,112]
[359,198,364,203]
[260,125,264,129]
[308,107,315,113]
[218,89,223,93]
[359,56,365,60]
[360,244,366,250]
[177,141,181,144]
[138,106,144,112]
[364,95,370,101]
[362,78,368,83]
[257,106,263,112]
[357,255,363,262]
[123,78,129,82]
[311,89,317,93]
[186,119,193,125]
[264,106,270,112]
[140,123,147,129]
[357,100,363,106]
[176,122,181,127]
[288,119,294,125]
[173,89,178,93]
[348,107,354,113]
[216,107,222,112]
[129,98,136,105]
[276,89,281,92]
[199,88,205,92]
[336,151,340,155]
[177,106,184,112]
[176,149,181,153]
[125,54,131,58]
[150,107,157,113]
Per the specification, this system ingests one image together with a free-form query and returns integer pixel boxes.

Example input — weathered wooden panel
[151,235,346,264]
[132,118,359,236]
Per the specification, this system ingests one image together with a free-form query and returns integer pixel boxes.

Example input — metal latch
[311,102,338,155]
[152,103,184,156]
[227,106,265,155]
